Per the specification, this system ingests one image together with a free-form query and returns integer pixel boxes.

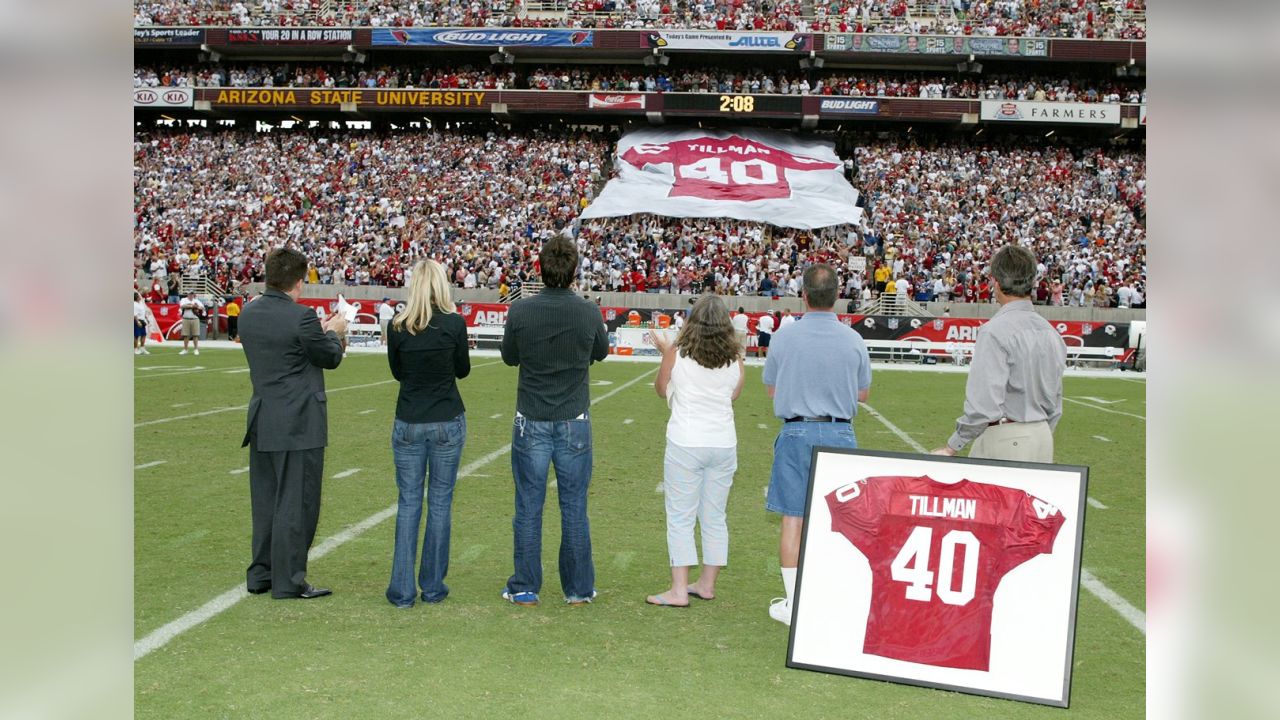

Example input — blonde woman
[647,294,745,607]
[386,259,471,608]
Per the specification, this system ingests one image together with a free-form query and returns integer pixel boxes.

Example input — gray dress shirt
[947,299,1067,452]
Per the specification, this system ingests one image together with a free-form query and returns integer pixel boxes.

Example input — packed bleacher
[135,63,1145,104]
[134,0,1147,38]
[134,126,1145,307]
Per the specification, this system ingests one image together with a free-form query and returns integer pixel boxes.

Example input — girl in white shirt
[646,295,745,607]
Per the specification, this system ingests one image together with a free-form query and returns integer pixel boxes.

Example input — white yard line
[134,461,167,470]
[1080,568,1145,633]
[134,365,657,661]
[860,401,1141,634]
[358,409,378,415]
[623,418,634,425]
[1064,396,1147,420]
[331,468,362,479]
[1087,497,1110,510]
[1093,435,1113,443]
[229,466,250,475]
[134,379,398,428]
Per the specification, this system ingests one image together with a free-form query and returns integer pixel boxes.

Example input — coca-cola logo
[589,93,646,110]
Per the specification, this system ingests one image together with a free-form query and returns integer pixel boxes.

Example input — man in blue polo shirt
[762,263,872,626]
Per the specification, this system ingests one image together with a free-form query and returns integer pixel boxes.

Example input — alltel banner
[372,28,593,47]
[134,87,193,107]
[981,100,1121,125]
[588,93,646,110]
[643,30,810,52]
[581,127,863,229]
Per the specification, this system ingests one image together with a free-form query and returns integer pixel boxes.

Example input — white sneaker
[179,349,188,355]
[134,348,142,355]
[194,349,200,356]
[769,597,792,626]
[141,348,151,355]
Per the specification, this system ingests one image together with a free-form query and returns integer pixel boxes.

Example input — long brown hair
[675,294,740,369]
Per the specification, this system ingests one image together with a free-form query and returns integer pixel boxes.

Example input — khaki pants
[970,421,1054,463]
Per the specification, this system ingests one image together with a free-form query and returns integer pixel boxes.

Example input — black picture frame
[786,447,1089,708]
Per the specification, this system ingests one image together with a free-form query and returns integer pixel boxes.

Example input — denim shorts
[767,421,858,517]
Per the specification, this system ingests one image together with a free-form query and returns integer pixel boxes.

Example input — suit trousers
[246,445,325,597]
[970,420,1054,463]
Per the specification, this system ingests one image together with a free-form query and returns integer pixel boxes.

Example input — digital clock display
[662,93,803,115]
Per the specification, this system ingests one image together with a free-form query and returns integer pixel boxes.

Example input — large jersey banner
[580,128,862,230]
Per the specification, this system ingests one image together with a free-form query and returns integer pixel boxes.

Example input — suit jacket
[239,289,344,451]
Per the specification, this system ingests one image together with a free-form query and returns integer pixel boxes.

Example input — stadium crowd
[134,0,1146,38]
[135,63,1144,104]
[134,126,1144,308]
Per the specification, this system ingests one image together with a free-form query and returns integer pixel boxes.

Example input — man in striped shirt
[501,233,610,607]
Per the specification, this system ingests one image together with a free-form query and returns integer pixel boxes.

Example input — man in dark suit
[238,248,348,599]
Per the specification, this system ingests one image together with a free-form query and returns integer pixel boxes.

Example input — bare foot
[645,589,689,607]
[686,583,715,601]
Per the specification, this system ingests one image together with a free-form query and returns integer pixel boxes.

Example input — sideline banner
[980,100,1121,125]
[581,127,863,230]
[642,30,810,52]
[371,28,593,47]
[588,93,646,110]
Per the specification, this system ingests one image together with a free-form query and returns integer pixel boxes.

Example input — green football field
[134,346,1144,718]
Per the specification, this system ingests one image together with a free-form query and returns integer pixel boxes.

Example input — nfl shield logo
[461,304,472,316]
[933,319,944,330]
[606,309,617,321]
[1082,323,1093,335]
[887,318,899,330]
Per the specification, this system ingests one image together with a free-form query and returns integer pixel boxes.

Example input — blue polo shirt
[762,311,872,420]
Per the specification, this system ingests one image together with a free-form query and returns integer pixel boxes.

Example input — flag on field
[145,307,164,344]
[580,127,862,230]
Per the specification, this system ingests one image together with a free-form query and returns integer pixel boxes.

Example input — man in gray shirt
[932,245,1066,463]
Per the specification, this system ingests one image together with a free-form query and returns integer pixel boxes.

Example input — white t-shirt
[666,353,739,448]
[378,302,396,321]
[731,312,749,333]
[756,314,775,334]
[133,300,148,323]
[179,297,203,320]
[779,314,797,329]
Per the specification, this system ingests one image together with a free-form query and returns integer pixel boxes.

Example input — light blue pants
[663,442,737,568]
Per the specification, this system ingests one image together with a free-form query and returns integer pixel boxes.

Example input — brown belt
[987,418,1019,426]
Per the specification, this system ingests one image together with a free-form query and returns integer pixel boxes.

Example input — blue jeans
[507,414,595,600]
[767,421,858,517]
[387,414,466,607]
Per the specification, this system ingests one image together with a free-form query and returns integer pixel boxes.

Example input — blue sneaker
[502,589,539,606]
[566,590,598,606]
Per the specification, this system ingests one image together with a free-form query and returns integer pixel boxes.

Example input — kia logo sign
[134,87,191,107]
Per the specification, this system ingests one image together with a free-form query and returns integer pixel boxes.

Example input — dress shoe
[246,585,270,595]
[297,584,332,599]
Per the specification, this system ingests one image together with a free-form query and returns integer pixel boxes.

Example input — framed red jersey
[787,448,1088,708]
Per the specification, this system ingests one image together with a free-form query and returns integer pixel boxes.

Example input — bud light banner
[642,30,811,52]
[371,28,593,47]
[581,127,863,230]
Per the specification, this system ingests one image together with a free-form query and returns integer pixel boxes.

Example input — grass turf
[134,347,1144,718]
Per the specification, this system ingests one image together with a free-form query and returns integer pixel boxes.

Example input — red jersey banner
[581,128,863,229]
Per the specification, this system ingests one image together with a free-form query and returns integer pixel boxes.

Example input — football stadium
[134,2,1146,716]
